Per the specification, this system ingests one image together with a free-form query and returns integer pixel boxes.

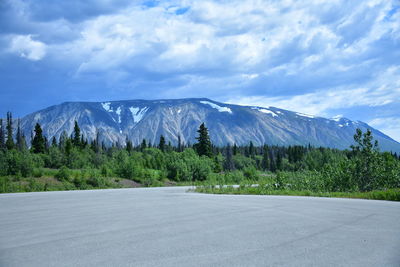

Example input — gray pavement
[0,187,399,267]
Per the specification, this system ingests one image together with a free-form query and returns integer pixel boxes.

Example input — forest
[0,112,399,200]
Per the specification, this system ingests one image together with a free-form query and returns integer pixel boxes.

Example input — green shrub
[33,168,44,178]
[55,166,71,181]
[224,170,245,184]
[243,166,259,181]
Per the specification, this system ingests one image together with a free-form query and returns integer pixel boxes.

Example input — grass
[194,186,400,201]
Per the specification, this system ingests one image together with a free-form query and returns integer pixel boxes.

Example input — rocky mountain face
[19,98,400,152]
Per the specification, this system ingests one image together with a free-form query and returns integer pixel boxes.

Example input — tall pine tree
[73,121,81,147]
[16,119,27,151]
[223,143,235,171]
[0,119,5,150]
[6,112,14,150]
[158,135,166,152]
[126,136,133,153]
[262,145,269,170]
[31,123,45,153]
[140,139,147,151]
[194,123,212,157]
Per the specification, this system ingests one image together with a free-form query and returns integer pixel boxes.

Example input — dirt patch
[118,179,142,188]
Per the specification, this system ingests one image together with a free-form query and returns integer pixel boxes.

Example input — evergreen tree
[158,135,166,152]
[6,112,14,150]
[223,143,235,171]
[276,152,283,171]
[126,137,133,153]
[51,136,58,147]
[167,141,172,152]
[91,130,101,153]
[262,145,269,170]
[249,141,255,158]
[16,120,27,151]
[194,123,212,157]
[0,119,5,150]
[44,136,49,152]
[31,123,45,153]
[59,131,67,151]
[233,143,238,155]
[140,139,147,151]
[73,121,81,147]
[65,139,73,156]
[269,150,276,172]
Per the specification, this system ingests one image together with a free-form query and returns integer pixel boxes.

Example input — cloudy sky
[0,0,399,141]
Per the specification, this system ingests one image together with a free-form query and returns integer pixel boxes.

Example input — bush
[87,176,106,187]
[224,170,246,184]
[243,166,259,181]
[33,168,44,178]
[55,166,71,181]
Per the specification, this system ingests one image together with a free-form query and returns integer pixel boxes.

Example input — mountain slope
[20,98,400,152]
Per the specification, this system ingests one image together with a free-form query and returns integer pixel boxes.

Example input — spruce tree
[51,136,57,147]
[269,150,276,172]
[158,135,166,152]
[0,119,5,150]
[65,139,72,156]
[262,145,269,170]
[16,119,26,151]
[194,123,212,157]
[276,152,283,171]
[31,123,45,153]
[126,136,133,153]
[59,131,67,151]
[249,141,255,158]
[73,121,81,147]
[223,143,235,171]
[140,139,147,151]
[233,143,238,155]
[44,136,49,152]
[6,112,14,150]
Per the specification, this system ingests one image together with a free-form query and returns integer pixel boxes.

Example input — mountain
[19,98,400,152]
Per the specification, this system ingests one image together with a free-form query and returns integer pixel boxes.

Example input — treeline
[0,112,399,193]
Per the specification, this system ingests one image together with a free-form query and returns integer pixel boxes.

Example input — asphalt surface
[1,187,399,267]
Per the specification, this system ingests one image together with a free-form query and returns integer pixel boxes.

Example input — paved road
[1,187,399,267]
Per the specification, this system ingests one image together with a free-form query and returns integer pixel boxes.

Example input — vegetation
[0,112,399,201]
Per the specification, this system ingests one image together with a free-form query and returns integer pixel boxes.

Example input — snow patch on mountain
[296,112,315,119]
[200,101,232,114]
[252,107,278,117]
[101,102,112,112]
[331,115,343,122]
[129,107,149,123]
[116,106,122,123]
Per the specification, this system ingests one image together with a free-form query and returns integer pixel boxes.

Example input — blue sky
[0,0,399,141]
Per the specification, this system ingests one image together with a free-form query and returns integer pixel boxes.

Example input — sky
[0,0,399,141]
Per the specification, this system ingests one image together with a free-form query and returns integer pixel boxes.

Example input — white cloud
[227,65,400,116]
[9,35,47,61]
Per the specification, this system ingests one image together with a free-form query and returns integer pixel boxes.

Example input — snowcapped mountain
[19,98,400,152]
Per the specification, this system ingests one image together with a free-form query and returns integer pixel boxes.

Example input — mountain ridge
[18,98,400,152]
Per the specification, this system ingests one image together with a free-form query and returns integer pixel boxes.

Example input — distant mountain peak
[19,98,400,152]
